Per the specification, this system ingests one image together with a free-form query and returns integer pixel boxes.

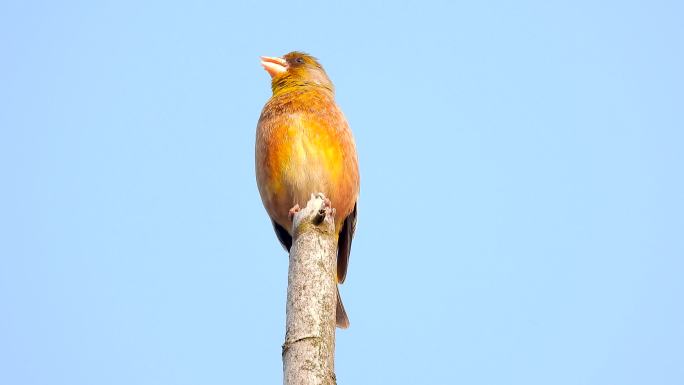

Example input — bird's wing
[336,202,357,283]
[272,220,292,252]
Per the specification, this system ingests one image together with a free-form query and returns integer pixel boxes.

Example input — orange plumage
[255,52,359,328]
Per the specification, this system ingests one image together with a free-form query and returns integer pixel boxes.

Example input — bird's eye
[295,57,305,64]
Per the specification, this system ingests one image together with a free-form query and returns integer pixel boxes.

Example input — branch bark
[282,194,338,385]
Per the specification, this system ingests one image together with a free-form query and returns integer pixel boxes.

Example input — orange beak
[260,56,288,78]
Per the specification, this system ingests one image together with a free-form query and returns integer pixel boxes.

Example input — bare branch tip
[313,209,326,225]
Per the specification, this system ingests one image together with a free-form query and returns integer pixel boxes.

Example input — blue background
[1,1,683,384]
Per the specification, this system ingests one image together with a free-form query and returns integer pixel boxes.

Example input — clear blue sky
[1,1,682,384]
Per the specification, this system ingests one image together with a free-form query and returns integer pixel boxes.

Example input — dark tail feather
[336,285,350,329]
[336,203,357,283]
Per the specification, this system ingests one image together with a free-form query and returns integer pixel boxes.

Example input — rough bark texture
[282,194,338,385]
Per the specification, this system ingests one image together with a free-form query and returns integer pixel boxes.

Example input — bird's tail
[336,285,350,329]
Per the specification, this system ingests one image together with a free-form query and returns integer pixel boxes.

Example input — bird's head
[260,51,334,95]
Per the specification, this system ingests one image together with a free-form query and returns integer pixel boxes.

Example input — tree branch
[282,193,338,385]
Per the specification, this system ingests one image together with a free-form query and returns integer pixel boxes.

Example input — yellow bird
[255,52,359,328]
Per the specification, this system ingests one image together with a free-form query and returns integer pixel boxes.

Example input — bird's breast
[256,109,358,233]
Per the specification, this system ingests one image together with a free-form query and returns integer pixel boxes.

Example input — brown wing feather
[336,202,357,284]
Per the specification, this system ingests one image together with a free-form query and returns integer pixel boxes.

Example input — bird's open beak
[261,56,288,78]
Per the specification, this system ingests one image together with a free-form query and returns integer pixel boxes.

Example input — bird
[255,52,359,328]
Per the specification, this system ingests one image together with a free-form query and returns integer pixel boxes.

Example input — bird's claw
[312,193,335,218]
[313,193,332,210]
[288,204,301,221]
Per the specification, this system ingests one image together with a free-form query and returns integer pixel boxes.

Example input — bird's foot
[307,193,335,225]
[312,193,335,218]
[288,204,301,222]
[313,193,333,210]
